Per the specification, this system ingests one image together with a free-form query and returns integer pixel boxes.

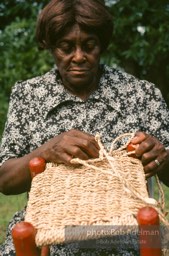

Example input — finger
[140,150,156,166]
[144,161,158,178]
[68,129,100,150]
[135,138,155,158]
[131,131,147,144]
[66,145,90,160]
[77,138,100,158]
[48,152,73,165]
[66,139,99,159]
[144,157,164,177]
[138,140,166,165]
[145,171,155,178]
[63,131,99,159]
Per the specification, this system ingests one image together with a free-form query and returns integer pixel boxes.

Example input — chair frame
[11,157,162,256]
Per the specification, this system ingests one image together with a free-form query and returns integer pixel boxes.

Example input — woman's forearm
[0,147,46,195]
[0,130,100,195]
[0,157,32,195]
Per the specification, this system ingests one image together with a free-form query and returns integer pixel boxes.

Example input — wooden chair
[12,158,162,256]
[11,156,163,256]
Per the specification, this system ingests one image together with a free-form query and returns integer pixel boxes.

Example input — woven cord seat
[12,133,169,255]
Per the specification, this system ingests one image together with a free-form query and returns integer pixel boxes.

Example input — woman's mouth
[68,69,89,75]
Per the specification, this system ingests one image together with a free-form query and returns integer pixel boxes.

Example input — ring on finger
[154,159,160,167]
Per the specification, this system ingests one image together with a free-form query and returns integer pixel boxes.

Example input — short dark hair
[36,0,113,52]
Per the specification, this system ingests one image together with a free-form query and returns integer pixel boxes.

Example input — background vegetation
[0,193,27,244]
[0,0,169,245]
[0,0,169,136]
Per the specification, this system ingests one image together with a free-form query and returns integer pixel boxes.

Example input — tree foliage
[0,0,169,137]
[105,0,169,104]
[0,1,53,137]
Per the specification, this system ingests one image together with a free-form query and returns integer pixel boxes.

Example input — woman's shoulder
[11,67,57,93]
[102,64,165,106]
[103,64,158,91]
[104,64,145,83]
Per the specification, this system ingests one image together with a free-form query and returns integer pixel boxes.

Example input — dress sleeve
[137,81,169,149]
[0,81,32,166]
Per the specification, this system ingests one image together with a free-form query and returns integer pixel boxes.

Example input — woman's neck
[63,66,102,100]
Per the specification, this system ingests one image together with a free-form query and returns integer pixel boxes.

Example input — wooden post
[41,246,50,256]
[137,206,162,256]
[29,157,46,178]
[12,221,40,256]
[12,157,49,256]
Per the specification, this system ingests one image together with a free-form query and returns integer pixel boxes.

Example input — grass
[0,181,169,246]
[0,193,27,244]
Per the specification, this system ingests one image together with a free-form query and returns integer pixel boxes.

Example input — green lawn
[0,181,169,245]
[0,193,27,244]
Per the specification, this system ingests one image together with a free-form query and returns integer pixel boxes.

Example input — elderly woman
[0,0,169,255]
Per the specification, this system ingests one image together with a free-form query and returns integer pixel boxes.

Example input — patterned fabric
[0,64,169,255]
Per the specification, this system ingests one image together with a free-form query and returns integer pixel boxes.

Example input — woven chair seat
[25,133,167,248]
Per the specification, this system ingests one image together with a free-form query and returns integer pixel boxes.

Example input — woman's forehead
[58,24,99,42]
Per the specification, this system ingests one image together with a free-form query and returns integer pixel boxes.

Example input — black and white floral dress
[0,64,169,255]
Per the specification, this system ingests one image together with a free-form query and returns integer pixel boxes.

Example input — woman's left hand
[130,131,169,179]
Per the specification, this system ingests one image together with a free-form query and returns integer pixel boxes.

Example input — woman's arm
[0,129,99,195]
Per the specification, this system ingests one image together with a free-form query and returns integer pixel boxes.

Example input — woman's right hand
[40,129,100,165]
[0,129,99,194]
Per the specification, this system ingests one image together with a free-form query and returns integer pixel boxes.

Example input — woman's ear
[42,39,48,49]
[37,40,48,50]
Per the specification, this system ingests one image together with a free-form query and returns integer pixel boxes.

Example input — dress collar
[42,65,123,118]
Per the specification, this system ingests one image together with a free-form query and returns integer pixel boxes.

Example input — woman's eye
[85,40,97,51]
[58,43,73,53]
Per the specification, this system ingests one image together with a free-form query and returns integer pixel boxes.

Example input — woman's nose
[72,48,85,63]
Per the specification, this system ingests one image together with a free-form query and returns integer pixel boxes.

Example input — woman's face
[52,24,101,98]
